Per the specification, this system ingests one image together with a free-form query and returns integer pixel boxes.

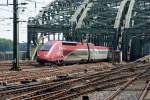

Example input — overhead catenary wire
[0,0,53,42]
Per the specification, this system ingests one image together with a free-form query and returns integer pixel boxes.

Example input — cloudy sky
[0,0,53,42]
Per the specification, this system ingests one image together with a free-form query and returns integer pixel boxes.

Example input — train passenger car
[37,41,111,65]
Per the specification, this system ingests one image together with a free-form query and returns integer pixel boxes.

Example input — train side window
[62,42,77,46]
[82,96,89,100]
[40,45,52,51]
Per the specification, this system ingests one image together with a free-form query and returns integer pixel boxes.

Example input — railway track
[0,61,149,99]
[138,81,150,100]
[0,60,37,65]
[53,64,150,100]
[0,61,38,71]
[0,55,149,100]
[0,73,129,99]
[0,62,113,84]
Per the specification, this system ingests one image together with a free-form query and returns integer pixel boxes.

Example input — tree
[0,38,13,51]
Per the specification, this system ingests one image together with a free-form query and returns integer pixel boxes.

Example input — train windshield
[40,44,52,51]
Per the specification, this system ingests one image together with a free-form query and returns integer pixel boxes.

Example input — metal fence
[0,51,27,61]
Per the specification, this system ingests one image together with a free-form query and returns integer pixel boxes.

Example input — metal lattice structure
[27,0,150,60]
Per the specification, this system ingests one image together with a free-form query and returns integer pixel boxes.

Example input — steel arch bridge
[27,0,150,61]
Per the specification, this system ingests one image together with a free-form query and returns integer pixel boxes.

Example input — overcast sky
[0,0,53,42]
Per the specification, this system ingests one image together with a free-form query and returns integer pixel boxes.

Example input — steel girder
[28,0,84,32]
[27,0,85,59]
[75,0,123,48]
[122,0,150,60]
[27,0,150,60]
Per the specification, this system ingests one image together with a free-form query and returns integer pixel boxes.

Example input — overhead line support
[11,0,21,71]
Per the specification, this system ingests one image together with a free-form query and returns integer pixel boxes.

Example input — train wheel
[91,59,96,63]
[38,62,45,66]
[57,60,63,66]
[50,63,57,67]
[60,60,64,66]
[80,59,87,64]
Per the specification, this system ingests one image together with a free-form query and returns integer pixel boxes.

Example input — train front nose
[37,44,52,63]
[37,51,49,62]
[37,51,48,59]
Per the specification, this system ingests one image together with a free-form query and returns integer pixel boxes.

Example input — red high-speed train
[37,41,112,65]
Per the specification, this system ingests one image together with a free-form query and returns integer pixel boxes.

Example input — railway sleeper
[22,89,67,100]
[14,82,70,99]
[0,81,61,96]
[56,80,127,100]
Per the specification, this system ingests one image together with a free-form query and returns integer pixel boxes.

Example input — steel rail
[55,80,128,100]
[25,71,136,99]
[138,81,150,100]
[0,81,61,97]
[105,68,149,100]
[1,59,149,99]
[10,69,132,99]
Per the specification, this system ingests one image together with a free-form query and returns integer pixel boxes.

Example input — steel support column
[27,26,31,60]
[11,0,21,71]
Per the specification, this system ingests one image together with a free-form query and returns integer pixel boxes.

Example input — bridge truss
[27,0,150,60]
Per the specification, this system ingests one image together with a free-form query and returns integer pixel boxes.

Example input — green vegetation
[0,38,13,51]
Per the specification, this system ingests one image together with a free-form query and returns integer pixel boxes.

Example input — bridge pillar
[27,26,32,60]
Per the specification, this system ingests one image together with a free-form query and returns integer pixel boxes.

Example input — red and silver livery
[37,41,111,64]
